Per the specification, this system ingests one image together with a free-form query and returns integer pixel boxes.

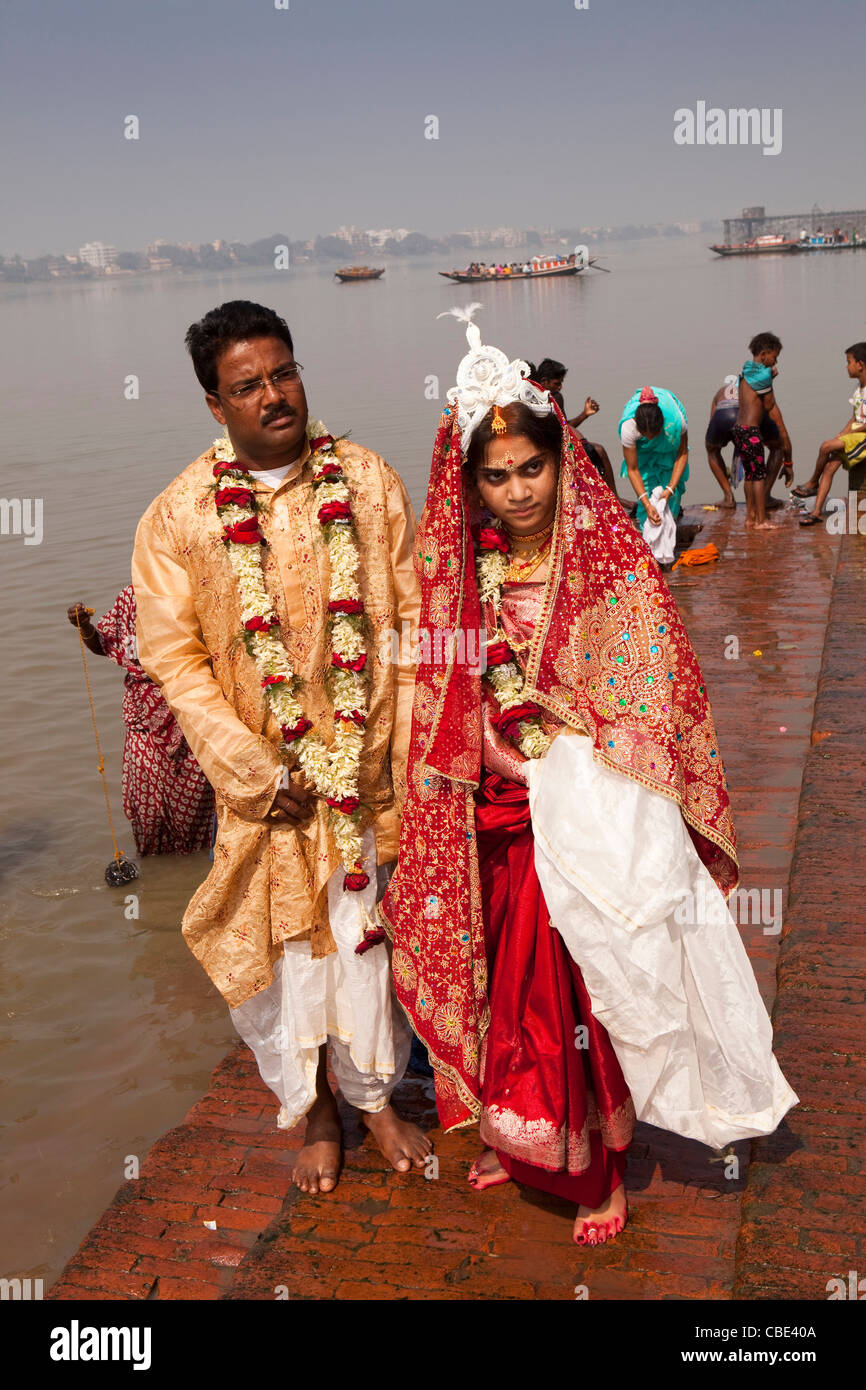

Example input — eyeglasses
[217,364,304,404]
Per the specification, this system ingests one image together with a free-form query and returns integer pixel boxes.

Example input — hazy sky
[2,0,858,256]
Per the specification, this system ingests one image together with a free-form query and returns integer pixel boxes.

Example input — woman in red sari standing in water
[67,586,215,856]
[382,309,797,1246]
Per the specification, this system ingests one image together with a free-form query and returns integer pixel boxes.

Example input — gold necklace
[506,519,554,546]
[504,534,552,583]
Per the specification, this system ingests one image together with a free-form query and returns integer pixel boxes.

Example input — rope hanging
[75,608,139,886]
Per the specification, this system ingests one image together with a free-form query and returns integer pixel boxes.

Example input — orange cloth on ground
[672,543,720,569]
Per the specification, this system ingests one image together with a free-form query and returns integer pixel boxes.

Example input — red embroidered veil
[381,400,738,1131]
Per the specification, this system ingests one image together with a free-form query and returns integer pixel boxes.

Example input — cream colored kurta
[132,437,419,1009]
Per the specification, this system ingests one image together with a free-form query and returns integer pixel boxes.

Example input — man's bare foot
[468,1148,511,1191]
[574,1185,628,1246]
[293,1092,343,1195]
[766,495,784,510]
[720,495,737,509]
[362,1103,432,1173]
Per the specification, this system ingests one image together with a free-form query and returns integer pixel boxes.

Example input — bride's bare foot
[292,1090,343,1195]
[573,1185,628,1246]
[362,1103,432,1173]
[467,1148,511,1191]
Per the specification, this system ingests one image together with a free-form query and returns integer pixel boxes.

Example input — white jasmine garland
[475,525,552,761]
[476,548,509,605]
[212,422,372,889]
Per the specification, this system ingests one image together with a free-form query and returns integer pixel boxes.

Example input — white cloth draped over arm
[526,734,798,1148]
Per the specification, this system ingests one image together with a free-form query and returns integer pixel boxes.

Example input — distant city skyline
[1,217,726,279]
[2,0,857,257]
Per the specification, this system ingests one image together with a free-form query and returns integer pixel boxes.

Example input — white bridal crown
[438,304,552,450]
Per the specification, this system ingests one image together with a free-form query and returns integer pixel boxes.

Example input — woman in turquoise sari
[619,386,689,527]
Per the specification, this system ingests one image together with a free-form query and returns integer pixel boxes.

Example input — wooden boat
[439,252,595,283]
[710,235,801,257]
[334,266,385,281]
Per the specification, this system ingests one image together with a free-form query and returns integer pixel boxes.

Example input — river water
[1,235,862,1286]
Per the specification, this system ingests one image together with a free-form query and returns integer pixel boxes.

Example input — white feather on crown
[437,305,552,450]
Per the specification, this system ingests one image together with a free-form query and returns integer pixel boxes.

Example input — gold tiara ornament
[436,304,552,450]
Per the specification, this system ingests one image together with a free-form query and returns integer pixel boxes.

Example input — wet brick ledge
[733,521,866,1299]
[47,505,857,1300]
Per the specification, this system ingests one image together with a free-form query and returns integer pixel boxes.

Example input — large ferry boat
[710,235,801,257]
[439,247,595,282]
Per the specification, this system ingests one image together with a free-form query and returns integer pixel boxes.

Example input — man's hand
[265,777,316,824]
[583,396,600,418]
[67,601,95,635]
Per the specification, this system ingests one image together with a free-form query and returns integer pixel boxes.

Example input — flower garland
[475,523,552,761]
[211,419,383,949]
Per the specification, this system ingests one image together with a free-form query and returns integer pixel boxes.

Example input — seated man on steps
[795,342,866,527]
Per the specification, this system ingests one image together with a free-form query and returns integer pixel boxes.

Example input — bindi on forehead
[482,451,544,476]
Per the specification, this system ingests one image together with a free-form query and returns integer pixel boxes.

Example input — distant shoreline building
[724,206,866,245]
[364,228,410,247]
[78,241,118,269]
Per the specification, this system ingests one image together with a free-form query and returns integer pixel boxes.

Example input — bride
[382,310,797,1245]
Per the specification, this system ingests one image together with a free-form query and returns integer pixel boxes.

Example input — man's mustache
[261,405,297,426]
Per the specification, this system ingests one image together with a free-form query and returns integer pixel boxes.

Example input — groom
[132,300,429,1193]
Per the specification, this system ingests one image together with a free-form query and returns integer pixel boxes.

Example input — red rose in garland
[478,525,510,555]
[492,701,543,740]
[281,718,313,743]
[215,486,255,509]
[332,652,367,672]
[223,516,264,545]
[318,500,353,524]
[328,599,364,615]
[484,640,513,667]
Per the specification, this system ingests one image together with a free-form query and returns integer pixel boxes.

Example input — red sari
[383,399,737,1142]
[475,583,633,1204]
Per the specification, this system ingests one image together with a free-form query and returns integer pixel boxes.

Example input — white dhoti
[230,830,411,1130]
[527,735,798,1149]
